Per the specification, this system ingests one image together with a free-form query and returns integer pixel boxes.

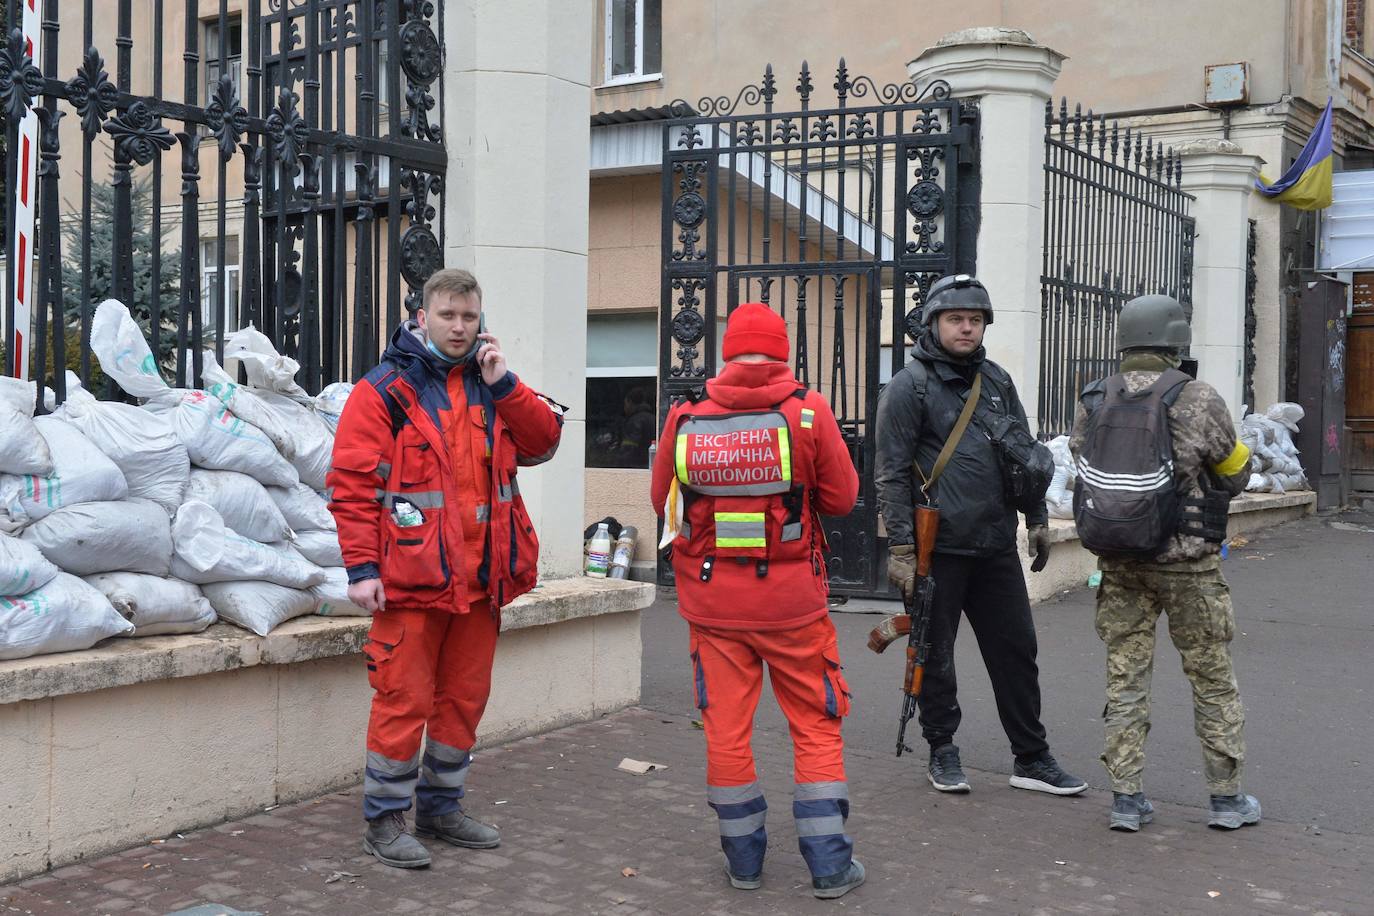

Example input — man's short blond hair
[422,268,482,310]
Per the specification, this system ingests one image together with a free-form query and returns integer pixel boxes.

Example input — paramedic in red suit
[329,268,564,869]
[650,303,865,900]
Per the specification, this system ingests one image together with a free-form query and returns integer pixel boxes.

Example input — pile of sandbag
[1241,403,1310,494]
[0,533,133,660]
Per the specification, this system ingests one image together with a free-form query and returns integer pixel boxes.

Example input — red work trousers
[362,602,499,820]
[689,615,851,787]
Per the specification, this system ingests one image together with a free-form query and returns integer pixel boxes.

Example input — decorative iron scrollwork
[669,278,707,379]
[399,226,442,292]
[399,20,441,84]
[671,307,704,347]
[672,191,705,229]
[105,101,176,165]
[397,0,442,144]
[34,107,63,177]
[670,65,953,122]
[670,161,708,262]
[266,90,307,165]
[0,28,45,125]
[205,74,249,161]
[906,180,944,219]
[66,47,119,137]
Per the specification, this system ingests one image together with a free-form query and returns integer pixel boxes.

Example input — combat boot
[1208,794,1261,830]
[363,810,431,868]
[414,810,501,848]
[1108,792,1154,832]
[812,859,865,900]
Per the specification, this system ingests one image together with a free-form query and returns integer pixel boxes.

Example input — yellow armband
[1211,440,1251,478]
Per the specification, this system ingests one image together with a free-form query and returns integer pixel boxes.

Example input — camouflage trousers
[1094,564,1246,795]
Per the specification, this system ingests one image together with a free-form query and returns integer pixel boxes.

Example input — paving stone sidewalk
[2,706,1368,916]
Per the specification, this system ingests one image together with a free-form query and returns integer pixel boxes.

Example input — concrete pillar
[443,1,593,577]
[1176,139,1265,417]
[908,28,1065,432]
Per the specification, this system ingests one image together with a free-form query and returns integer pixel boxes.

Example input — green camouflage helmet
[1117,294,1191,351]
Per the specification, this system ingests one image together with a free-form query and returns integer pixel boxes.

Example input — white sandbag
[0,378,53,477]
[202,355,333,488]
[201,580,317,637]
[269,482,336,532]
[20,499,172,576]
[1043,435,1075,519]
[89,299,172,400]
[171,500,325,588]
[0,416,128,527]
[85,571,216,636]
[0,532,60,596]
[1264,401,1305,433]
[291,527,343,567]
[312,567,371,616]
[0,572,133,660]
[166,390,298,488]
[185,469,292,542]
[222,325,311,399]
[56,372,189,513]
[314,382,353,434]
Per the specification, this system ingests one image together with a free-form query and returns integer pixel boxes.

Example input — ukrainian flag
[1254,99,1333,211]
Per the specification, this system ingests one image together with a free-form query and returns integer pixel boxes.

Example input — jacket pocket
[509,498,540,593]
[381,513,450,590]
[821,645,852,718]
[363,613,405,692]
[398,434,441,489]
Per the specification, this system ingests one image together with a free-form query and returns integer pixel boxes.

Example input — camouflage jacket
[1069,354,1248,568]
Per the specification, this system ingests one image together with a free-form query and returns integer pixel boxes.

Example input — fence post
[908,28,1064,433]
[1176,139,1264,417]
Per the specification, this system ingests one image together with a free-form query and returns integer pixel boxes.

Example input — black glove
[887,544,916,599]
[1027,525,1052,573]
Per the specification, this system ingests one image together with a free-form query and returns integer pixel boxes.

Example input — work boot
[812,859,865,900]
[1208,794,1261,830]
[1009,753,1088,796]
[723,863,762,890]
[413,810,501,848]
[1109,792,1155,832]
[363,810,431,868]
[927,744,971,793]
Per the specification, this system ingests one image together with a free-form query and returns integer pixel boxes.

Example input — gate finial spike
[1098,114,1108,155]
[835,57,850,102]
[1044,98,1052,130]
[1085,109,1095,146]
[762,63,777,107]
[797,60,813,103]
[1059,97,1068,139]
[1072,102,1082,143]
[1110,119,1120,161]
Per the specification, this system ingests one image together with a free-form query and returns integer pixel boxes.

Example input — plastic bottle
[586,523,612,578]
[608,526,638,580]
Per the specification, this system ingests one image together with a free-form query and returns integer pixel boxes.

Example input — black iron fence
[1244,217,1258,411]
[1,0,446,404]
[1039,99,1195,438]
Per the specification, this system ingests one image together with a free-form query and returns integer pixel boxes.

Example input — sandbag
[1043,435,1075,520]
[85,572,216,636]
[201,580,317,637]
[171,500,325,588]
[20,499,172,576]
[0,416,128,527]
[186,469,292,542]
[165,390,298,488]
[269,482,336,532]
[222,325,311,399]
[292,528,343,568]
[0,532,60,596]
[89,298,172,400]
[312,567,371,616]
[0,378,53,477]
[0,572,133,660]
[314,382,354,434]
[57,372,189,513]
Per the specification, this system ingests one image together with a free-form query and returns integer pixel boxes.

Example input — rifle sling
[915,371,981,498]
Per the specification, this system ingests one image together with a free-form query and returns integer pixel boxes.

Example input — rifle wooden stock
[914,504,939,577]
[903,645,925,697]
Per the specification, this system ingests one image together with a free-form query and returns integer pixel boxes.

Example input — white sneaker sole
[927,771,971,793]
[1009,775,1087,796]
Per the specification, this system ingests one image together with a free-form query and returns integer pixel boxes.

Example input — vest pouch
[706,495,770,559]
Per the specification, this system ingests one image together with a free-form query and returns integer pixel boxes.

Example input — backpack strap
[918,371,981,498]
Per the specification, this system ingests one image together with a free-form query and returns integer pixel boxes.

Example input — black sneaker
[1109,791,1154,831]
[1208,794,1261,830]
[812,859,865,899]
[1009,753,1087,796]
[927,744,971,793]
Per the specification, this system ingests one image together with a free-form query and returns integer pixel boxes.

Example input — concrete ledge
[1023,490,1316,602]
[0,577,653,705]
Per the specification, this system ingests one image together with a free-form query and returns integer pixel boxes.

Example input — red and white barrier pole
[7,0,42,380]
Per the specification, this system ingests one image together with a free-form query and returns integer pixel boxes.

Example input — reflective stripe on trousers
[363,738,474,820]
[707,782,767,879]
[794,780,853,879]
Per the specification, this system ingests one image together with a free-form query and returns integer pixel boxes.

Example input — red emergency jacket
[329,322,564,612]
[651,361,859,630]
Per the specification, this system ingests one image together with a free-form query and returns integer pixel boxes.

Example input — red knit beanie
[722,302,790,361]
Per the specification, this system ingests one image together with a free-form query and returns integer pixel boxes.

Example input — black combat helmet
[920,274,994,326]
[1116,294,1191,352]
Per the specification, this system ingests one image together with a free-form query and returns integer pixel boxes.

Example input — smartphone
[474,312,489,364]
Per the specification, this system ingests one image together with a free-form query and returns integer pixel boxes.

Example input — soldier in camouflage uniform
[1069,295,1260,832]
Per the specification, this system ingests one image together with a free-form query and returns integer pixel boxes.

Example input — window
[204,17,243,106]
[604,0,661,84]
[200,237,241,332]
[586,314,657,469]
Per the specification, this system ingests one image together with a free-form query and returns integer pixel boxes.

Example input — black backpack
[1073,369,1190,558]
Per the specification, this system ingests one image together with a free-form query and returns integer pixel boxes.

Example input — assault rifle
[866,500,940,757]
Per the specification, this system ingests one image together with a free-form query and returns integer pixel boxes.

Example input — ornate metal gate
[660,62,979,597]
[1,0,446,400]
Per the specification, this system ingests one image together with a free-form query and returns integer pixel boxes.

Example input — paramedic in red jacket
[329,268,564,869]
[650,302,864,900]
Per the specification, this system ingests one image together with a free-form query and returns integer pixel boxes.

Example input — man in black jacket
[874,274,1085,797]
